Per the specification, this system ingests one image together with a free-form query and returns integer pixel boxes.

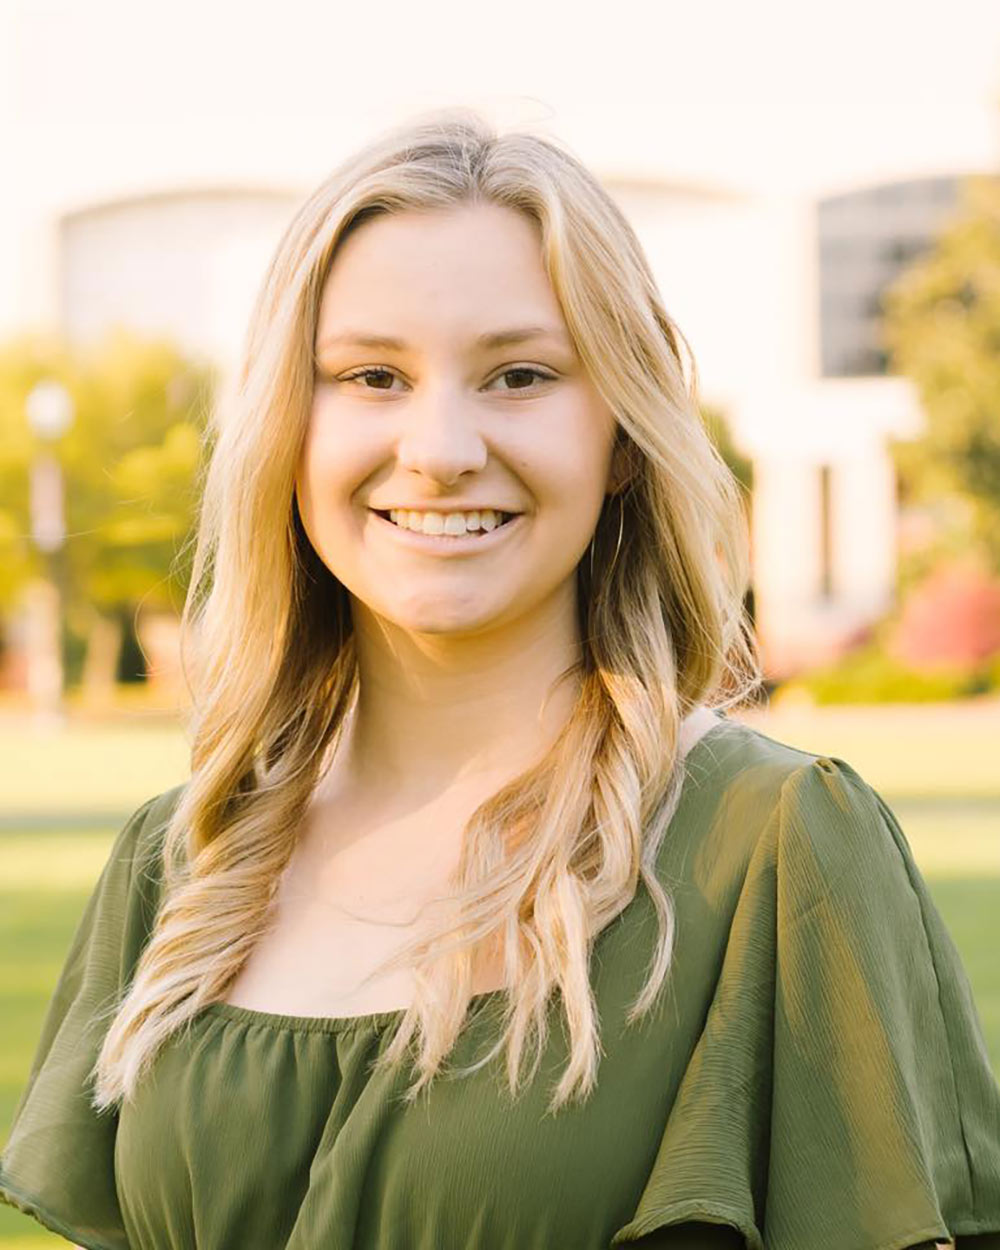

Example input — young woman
[2,111,998,1250]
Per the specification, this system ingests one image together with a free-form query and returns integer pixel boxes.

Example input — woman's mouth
[367,508,525,554]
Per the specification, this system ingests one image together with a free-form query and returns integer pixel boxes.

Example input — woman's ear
[606,429,638,496]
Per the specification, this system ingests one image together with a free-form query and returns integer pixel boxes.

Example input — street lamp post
[25,379,74,729]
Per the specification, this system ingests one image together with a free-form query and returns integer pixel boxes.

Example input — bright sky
[3,0,1000,199]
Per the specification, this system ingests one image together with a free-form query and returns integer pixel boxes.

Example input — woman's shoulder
[681,713,909,922]
[687,710,835,783]
[683,710,864,828]
[125,781,186,858]
[106,782,188,919]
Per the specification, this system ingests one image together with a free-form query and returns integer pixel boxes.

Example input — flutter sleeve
[766,757,1000,1249]
[0,787,176,1250]
[611,755,1000,1249]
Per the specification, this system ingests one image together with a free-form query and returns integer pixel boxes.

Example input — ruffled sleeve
[611,755,1000,1249]
[0,786,179,1250]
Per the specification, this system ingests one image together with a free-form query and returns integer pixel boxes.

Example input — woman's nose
[394,386,489,481]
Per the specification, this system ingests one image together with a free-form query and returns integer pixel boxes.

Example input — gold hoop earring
[588,493,625,580]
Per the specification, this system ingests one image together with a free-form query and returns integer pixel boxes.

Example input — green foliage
[700,402,754,501]
[788,637,996,704]
[881,174,1000,572]
[0,329,217,641]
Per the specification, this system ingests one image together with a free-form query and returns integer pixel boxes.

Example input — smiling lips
[372,507,519,537]
[368,509,525,551]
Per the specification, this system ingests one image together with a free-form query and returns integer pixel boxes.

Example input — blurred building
[1,150,981,682]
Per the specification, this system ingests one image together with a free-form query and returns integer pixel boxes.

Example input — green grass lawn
[1,704,998,1245]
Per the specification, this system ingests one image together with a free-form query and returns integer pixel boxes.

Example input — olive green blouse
[2,715,1000,1249]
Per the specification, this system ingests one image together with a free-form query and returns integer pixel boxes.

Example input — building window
[817,175,963,378]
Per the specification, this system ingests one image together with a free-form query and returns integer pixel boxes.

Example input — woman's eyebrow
[316,325,572,352]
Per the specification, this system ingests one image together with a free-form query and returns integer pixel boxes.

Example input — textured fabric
[2,714,999,1249]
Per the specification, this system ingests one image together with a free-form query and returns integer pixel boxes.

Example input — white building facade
[5,143,978,681]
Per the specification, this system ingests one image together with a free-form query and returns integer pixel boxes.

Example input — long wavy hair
[91,107,762,1116]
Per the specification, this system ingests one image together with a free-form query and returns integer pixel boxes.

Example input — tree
[700,401,754,501]
[881,174,1000,576]
[0,329,216,688]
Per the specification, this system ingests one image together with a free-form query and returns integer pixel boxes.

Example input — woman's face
[297,201,620,640]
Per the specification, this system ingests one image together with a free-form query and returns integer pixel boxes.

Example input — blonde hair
[91,107,761,1115]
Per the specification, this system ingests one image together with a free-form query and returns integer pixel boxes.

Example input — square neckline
[200,710,738,1035]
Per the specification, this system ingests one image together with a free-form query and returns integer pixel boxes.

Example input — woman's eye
[486,367,556,392]
[339,367,400,390]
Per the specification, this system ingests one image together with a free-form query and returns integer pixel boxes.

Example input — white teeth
[386,508,511,536]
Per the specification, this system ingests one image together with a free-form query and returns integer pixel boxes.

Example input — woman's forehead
[315,208,568,351]
[321,203,546,292]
